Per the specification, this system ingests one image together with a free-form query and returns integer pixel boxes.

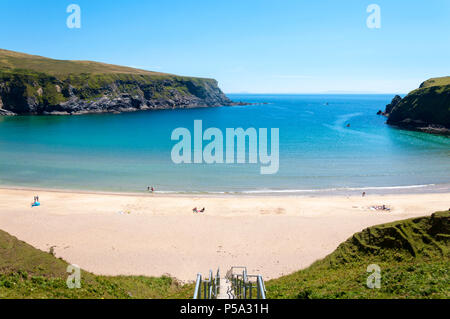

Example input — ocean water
[0,94,449,194]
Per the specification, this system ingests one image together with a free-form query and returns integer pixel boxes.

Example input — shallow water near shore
[0,94,449,194]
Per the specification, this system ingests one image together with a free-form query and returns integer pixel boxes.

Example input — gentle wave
[240,184,436,194]
[150,184,441,195]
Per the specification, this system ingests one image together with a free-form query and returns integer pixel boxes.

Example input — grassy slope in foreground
[266,210,450,299]
[1,211,448,299]
[0,229,193,299]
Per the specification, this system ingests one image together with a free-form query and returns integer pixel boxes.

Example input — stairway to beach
[217,276,233,299]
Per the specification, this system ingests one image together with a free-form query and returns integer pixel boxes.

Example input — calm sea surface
[0,94,449,194]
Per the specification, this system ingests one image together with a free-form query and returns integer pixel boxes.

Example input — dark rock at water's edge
[0,107,15,116]
[384,95,403,115]
[0,74,244,116]
[0,49,249,116]
[376,95,402,116]
[378,76,450,136]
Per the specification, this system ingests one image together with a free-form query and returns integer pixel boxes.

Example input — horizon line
[225,92,405,95]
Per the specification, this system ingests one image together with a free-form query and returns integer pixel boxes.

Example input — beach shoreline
[0,187,449,282]
[1,182,449,198]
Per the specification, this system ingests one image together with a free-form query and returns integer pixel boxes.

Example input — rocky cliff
[0,49,235,115]
[380,76,450,135]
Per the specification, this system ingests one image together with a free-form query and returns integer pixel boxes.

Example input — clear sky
[0,0,449,93]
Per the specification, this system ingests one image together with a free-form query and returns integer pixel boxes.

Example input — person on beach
[362,192,366,197]
[199,207,205,213]
[31,196,40,207]
[192,207,198,213]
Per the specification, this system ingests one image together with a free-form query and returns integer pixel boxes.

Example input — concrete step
[217,277,233,299]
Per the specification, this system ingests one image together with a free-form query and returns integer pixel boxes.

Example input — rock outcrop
[380,76,450,135]
[0,73,234,115]
[384,95,402,115]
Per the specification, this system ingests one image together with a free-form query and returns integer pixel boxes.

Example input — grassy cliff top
[266,211,449,299]
[0,48,188,79]
[419,76,450,89]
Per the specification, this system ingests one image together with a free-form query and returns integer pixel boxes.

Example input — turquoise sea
[0,94,449,194]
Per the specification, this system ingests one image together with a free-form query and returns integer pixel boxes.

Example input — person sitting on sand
[31,196,40,207]
[198,207,205,213]
[192,207,198,213]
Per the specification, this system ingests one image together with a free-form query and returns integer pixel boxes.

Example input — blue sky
[0,0,449,93]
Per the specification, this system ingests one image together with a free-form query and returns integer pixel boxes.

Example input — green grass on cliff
[0,48,216,84]
[419,76,450,89]
[0,229,194,299]
[0,49,167,76]
[266,211,450,299]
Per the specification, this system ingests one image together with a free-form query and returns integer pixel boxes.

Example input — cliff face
[0,72,233,115]
[0,49,234,115]
[383,76,450,135]
[384,94,402,114]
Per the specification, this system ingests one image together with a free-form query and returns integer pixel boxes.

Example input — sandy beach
[0,187,448,282]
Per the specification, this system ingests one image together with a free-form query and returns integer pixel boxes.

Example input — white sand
[0,188,448,281]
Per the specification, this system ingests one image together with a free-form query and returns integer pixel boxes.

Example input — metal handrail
[193,268,220,299]
[227,266,266,299]
[215,268,220,297]
[193,273,202,299]
[257,275,266,299]
[194,266,266,299]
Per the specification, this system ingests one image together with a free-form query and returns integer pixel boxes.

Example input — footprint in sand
[260,208,285,215]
